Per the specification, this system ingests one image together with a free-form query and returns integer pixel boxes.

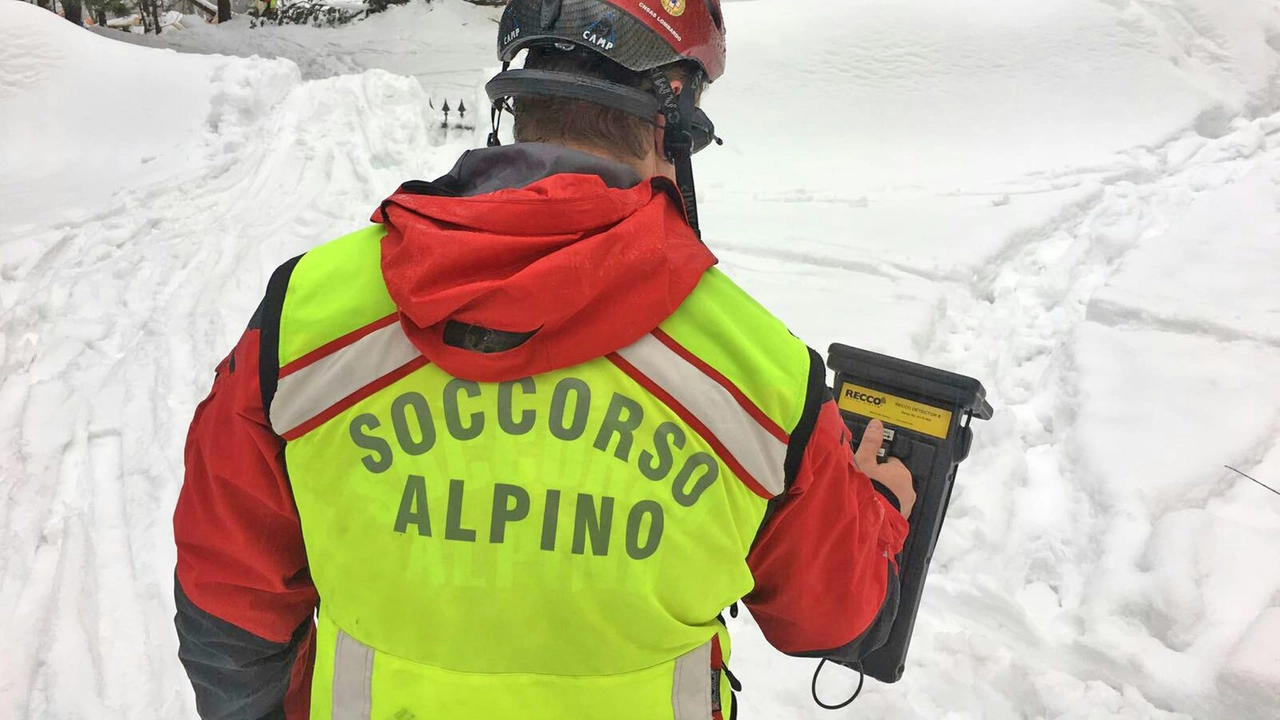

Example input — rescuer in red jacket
[174,1,916,718]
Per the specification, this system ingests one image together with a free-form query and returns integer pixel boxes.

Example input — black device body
[826,344,994,684]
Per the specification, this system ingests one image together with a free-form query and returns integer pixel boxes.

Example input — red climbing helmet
[488,0,727,237]
[497,0,728,82]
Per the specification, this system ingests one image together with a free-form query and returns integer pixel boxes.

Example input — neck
[554,140,664,181]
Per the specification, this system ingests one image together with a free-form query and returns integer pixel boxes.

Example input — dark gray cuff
[174,577,307,720]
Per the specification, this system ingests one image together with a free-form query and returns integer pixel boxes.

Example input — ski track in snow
[709,111,1280,720]
[917,121,1280,717]
[1,8,477,713]
[4,1,1280,718]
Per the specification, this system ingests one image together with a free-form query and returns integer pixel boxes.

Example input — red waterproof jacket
[173,144,908,720]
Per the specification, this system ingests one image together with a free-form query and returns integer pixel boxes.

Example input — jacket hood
[374,144,716,383]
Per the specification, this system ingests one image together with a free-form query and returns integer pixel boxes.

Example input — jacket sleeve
[744,349,909,664]
[174,276,319,720]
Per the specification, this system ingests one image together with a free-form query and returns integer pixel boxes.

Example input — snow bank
[95,0,501,97]
[0,2,297,229]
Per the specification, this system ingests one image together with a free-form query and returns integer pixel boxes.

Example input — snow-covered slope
[3,1,1280,718]
[705,0,1280,192]
[1,7,281,227]
[95,0,500,98]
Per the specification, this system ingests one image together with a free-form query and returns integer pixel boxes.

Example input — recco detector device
[827,344,994,685]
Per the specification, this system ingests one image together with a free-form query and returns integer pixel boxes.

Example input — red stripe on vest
[607,352,773,500]
[279,313,399,379]
[651,328,791,444]
[280,356,429,441]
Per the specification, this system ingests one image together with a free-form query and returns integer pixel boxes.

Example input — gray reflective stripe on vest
[271,322,420,438]
[333,629,374,720]
[617,334,788,496]
[328,631,715,720]
[672,639,714,720]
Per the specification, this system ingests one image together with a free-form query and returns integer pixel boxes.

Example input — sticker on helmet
[637,2,684,42]
[661,0,686,17]
[583,12,617,52]
[502,16,521,47]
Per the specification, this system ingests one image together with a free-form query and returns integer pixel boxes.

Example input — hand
[854,419,916,519]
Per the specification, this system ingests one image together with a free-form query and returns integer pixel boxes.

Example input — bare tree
[84,0,129,26]
[218,0,230,23]
[64,1,83,25]
[135,0,161,33]
[137,0,152,31]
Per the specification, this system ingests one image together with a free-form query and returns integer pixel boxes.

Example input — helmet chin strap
[674,151,702,238]
[487,62,512,148]
[485,66,711,239]
[648,69,703,238]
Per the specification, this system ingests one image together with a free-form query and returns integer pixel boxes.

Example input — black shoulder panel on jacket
[257,256,302,418]
[174,578,307,720]
[783,347,830,490]
[752,347,831,548]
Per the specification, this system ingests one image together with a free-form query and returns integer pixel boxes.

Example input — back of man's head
[512,49,702,163]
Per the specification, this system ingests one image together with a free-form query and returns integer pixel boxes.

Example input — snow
[95,1,501,100]
[3,0,1280,718]
[0,5,279,227]
[701,0,1280,194]
[1221,607,1280,715]
[1089,167,1280,345]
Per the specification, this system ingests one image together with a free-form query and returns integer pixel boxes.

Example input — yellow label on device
[837,383,953,440]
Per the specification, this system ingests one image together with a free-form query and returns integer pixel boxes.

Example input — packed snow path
[3,1,1280,718]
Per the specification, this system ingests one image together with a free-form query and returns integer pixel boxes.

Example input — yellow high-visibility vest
[269,225,812,719]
